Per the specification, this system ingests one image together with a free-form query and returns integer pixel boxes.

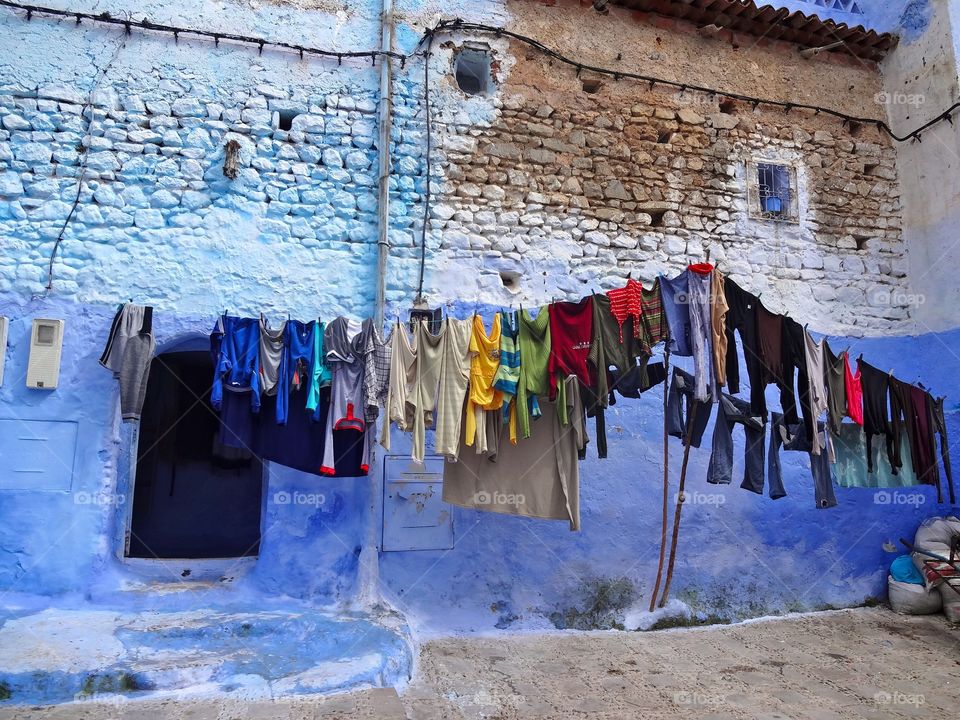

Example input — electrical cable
[415,32,433,304]
[3,2,955,143]
[0,0,407,62]
[47,34,127,290]
[431,18,957,144]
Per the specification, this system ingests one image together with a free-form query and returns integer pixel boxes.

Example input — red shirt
[606,278,643,341]
[844,352,864,425]
[548,297,594,399]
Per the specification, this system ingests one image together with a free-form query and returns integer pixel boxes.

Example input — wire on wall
[431,18,958,144]
[3,1,957,144]
[415,31,434,305]
[0,0,409,62]
[46,35,127,290]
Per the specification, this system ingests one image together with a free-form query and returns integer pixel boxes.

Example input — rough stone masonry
[424,2,908,336]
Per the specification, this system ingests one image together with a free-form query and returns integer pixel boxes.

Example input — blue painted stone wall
[0,0,501,612]
[0,0,957,637]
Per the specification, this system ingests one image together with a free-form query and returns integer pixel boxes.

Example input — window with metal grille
[748,162,799,223]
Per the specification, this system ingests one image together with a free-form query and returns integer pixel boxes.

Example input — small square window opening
[454,47,492,96]
[277,110,298,132]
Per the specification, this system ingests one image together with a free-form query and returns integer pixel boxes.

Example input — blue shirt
[660,271,693,357]
[276,320,315,425]
[211,315,261,411]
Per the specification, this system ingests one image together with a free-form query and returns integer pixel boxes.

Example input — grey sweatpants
[119,331,156,423]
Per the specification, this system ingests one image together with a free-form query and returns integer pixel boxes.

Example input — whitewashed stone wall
[0,0,911,334]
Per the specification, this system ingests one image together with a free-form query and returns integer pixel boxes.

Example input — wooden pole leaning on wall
[648,347,671,612]
[658,402,697,608]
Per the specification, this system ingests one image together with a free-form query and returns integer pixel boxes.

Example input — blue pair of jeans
[707,393,767,493]
[767,412,837,509]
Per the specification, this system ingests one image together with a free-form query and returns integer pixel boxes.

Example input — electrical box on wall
[382,455,454,552]
[0,316,7,387]
[26,319,64,390]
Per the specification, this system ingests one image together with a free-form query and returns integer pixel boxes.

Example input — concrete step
[0,602,413,707]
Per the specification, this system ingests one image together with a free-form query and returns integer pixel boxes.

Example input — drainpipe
[358,0,394,612]
[374,0,394,329]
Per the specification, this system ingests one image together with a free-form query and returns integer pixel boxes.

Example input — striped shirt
[639,277,668,355]
[492,310,520,399]
[491,310,520,443]
[434,318,472,460]
[606,278,644,342]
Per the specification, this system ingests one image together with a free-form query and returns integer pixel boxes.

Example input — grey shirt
[321,317,372,474]
[259,315,285,397]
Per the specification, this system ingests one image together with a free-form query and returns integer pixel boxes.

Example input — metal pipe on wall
[373,0,394,330]
[358,0,395,612]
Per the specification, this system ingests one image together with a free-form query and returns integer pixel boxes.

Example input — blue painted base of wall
[0,595,412,705]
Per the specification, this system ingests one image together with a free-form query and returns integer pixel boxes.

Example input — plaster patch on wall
[898,0,933,44]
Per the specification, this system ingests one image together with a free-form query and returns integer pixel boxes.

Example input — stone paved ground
[1,608,957,719]
[403,608,959,719]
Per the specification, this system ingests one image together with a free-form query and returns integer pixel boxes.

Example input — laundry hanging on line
[99,262,953,521]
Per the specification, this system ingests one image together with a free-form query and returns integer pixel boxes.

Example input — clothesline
[100,264,954,519]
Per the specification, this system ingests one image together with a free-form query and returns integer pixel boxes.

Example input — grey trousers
[767,412,838,509]
[667,367,712,448]
[707,393,767,492]
[119,331,156,423]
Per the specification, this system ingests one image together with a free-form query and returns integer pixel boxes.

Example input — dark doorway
[128,351,263,559]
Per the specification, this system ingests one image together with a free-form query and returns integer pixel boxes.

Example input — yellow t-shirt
[465,313,504,447]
